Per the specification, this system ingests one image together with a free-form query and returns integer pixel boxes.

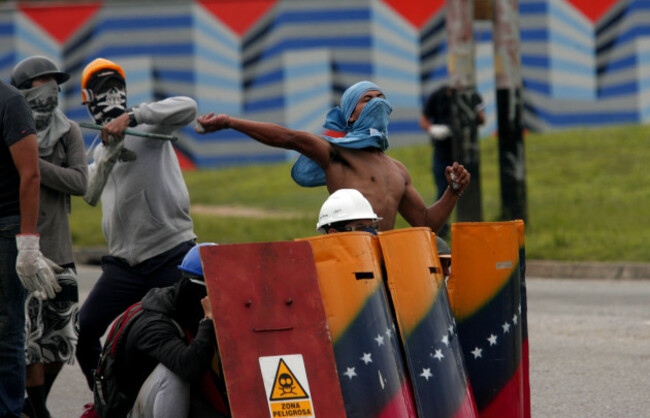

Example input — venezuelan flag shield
[515,220,531,418]
[378,228,478,418]
[448,222,524,417]
[300,233,417,418]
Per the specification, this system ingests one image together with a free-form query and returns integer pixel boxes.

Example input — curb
[74,247,106,266]
[526,260,650,280]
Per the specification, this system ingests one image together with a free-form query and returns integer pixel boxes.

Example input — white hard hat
[317,189,380,234]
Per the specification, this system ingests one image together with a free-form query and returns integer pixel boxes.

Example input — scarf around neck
[291,81,392,187]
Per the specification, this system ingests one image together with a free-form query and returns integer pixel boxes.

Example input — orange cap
[81,58,125,102]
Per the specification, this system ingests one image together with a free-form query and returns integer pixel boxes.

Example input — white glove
[428,124,452,140]
[15,234,62,300]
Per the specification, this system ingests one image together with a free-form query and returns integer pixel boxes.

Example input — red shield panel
[201,241,345,417]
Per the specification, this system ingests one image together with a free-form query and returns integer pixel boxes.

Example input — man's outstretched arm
[398,162,470,233]
[196,113,332,169]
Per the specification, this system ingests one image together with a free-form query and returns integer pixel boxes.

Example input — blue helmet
[178,243,216,277]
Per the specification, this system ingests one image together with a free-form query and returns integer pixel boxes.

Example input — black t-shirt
[423,85,484,126]
[1,81,37,217]
[422,85,483,157]
[423,86,453,126]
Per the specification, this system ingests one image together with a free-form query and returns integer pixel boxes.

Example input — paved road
[527,278,650,417]
[48,268,650,417]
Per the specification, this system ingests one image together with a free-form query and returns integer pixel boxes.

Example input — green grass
[70,124,650,262]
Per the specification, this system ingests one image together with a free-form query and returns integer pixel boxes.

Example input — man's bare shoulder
[386,155,410,175]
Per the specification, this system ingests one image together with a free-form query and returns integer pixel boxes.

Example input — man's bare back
[195,81,470,233]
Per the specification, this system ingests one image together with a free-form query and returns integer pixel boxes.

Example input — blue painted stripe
[597,54,637,75]
[521,54,549,68]
[276,8,371,24]
[65,108,89,122]
[420,41,446,61]
[375,64,419,85]
[332,61,372,76]
[519,2,547,15]
[375,6,418,44]
[388,119,421,134]
[289,103,331,131]
[640,76,650,91]
[552,84,595,100]
[285,62,330,80]
[597,25,650,54]
[63,25,94,57]
[244,36,373,67]
[521,28,548,42]
[596,0,650,36]
[195,99,241,116]
[0,22,13,35]
[419,15,445,41]
[184,129,254,142]
[244,95,285,112]
[94,43,194,57]
[0,51,15,70]
[374,37,418,62]
[244,8,371,49]
[155,69,195,83]
[522,54,593,74]
[94,15,193,34]
[194,43,240,70]
[475,29,492,43]
[382,92,418,108]
[640,51,650,65]
[476,55,493,71]
[286,84,331,107]
[195,72,241,92]
[548,30,594,57]
[523,78,551,95]
[548,0,593,38]
[244,69,283,89]
[195,13,238,50]
[599,81,638,98]
[14,25,59,57]
[422,65,448,83]
[523,102,638,125]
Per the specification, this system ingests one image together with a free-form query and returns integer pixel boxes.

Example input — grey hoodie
[90,97,197,265]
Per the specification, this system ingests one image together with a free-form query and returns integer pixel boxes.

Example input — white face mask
[20,80,59,131]
[87,86,127,124]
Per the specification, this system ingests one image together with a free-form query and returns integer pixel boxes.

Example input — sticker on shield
[260,354,315,417]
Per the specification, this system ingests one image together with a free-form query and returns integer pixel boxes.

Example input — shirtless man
[195,81,469,232]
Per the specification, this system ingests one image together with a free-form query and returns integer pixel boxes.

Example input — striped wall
[0,0,648,168]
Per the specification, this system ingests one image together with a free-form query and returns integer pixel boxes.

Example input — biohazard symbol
[269,359,309,401]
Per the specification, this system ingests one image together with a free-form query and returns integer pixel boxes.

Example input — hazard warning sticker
[259,354,315,417]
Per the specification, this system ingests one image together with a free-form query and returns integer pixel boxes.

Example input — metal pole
[493,0,527,222]
[445,0,482,222]
[79,122,178,142]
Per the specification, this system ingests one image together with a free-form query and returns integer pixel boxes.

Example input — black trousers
[75,240,195,390]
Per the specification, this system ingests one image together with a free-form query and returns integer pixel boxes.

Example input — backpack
[93,302,144,418]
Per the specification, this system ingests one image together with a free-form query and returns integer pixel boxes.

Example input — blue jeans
[0,215,26,418]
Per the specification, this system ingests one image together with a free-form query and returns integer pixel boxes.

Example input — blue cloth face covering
[361,226,378,236]
[291,81,393,187]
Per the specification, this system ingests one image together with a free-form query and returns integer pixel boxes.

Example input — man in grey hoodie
[76,58,197,392]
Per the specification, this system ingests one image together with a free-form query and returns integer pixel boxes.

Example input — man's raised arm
[196,113,331,169]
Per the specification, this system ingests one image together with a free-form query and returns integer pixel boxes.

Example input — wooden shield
[201,241,345,417]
